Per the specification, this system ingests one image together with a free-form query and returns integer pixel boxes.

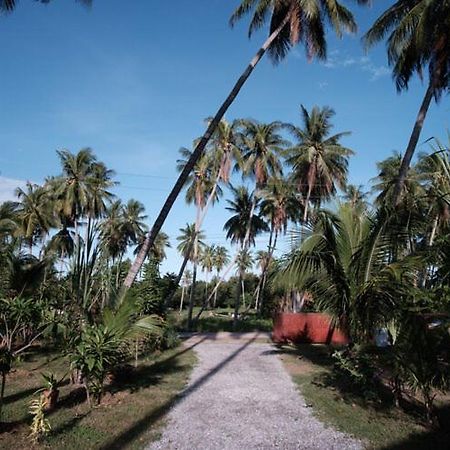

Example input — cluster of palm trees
[172,104,353,327]
[0,148,171,314]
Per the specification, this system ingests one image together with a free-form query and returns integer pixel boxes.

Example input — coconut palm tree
[200,245,215,307]
[276,203,419,341]
[364,0,450,205]
[236,120,287,188]
[212,245,230,307]
[257,176,299,310]
[285,105,354,223]
[417,140,450,246]
[123,0,360,293]
[175,222,205,328]
[224,185,269,248]
[234,248,254,327]
[15,182,53,254]
[371,152,425,210]
[343,184,369,210]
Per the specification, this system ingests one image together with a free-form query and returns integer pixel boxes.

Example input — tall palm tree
[343,184,369,210]
[285,105,354,222]
[234,248,254,327]
[224,185,269,248]
[200,245,215,307]
[15,182,53,254]
[212,245,229,307]
[123,0,360,293]
[175,223,205,328]
[371,152,425,211]
[257,176,299,309]
[364,0,450,205]
[236,120,287,188]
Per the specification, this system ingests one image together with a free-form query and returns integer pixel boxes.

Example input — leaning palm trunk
[121,12,292,295]
[393,82,434,205]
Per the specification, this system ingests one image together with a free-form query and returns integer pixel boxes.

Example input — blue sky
[0,0,449,276]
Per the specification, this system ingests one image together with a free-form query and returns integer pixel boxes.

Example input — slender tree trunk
[187,258,197,330]
[393,82,434,205]
[121,12,292,294]
[256,225,274,311]
[241,276,246,308]
[213,271,219,308]
[234,272,243,330]
[259,231,278,312]
[179,285,185,313]
[429,214,439,246]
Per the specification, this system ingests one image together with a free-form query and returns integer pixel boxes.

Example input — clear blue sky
[0,0,448,275]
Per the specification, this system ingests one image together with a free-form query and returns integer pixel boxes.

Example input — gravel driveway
[148,333,362,450]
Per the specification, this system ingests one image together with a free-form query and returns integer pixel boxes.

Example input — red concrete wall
[272,313,349,345]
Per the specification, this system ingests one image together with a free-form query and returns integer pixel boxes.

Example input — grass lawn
[0,344,196,449]
[172,307,273,333]
[279,344,450,450]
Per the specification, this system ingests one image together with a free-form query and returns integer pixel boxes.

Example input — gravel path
[148,334,362,450]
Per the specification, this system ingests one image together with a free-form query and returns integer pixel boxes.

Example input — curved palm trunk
[393,82,434,205]
[121,12,292,295]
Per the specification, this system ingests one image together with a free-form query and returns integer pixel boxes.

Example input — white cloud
[0,176,26,204]
[321,50,390,82]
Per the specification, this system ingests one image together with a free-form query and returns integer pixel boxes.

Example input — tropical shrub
[29,395,51,442]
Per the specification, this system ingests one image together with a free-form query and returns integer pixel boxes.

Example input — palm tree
[364,0,450,205]
[285,105,354,222]
[15,182,53,254]
[123,0,359,292]
[343,184,369,210]
[224,185,269,248]
[236,120,287,188]
[417,140,450,246]
[276,203,418,341]
[212,245,229,307]
[257,176,299,310]
[200,245,215,307]
[176,223,205,328]
[371,152,425,210]
[0,201,19,243]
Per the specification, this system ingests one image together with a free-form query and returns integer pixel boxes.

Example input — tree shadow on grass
[379,404,450,449]
[98,336,258,450]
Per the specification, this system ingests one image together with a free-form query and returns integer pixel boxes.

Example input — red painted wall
[272,313,349,345]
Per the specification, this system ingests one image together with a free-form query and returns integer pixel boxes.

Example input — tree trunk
[233,272,243,330]
[179,285,185,313]
[429,214,439,246]
[213,271,219,308]
[187,260,197,330]
[121,12,292,294]
[393,82,434,205]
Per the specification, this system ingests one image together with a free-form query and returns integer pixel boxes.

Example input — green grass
[172,307,273,333]
[0,345,196,449]
[280,344,450,450]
